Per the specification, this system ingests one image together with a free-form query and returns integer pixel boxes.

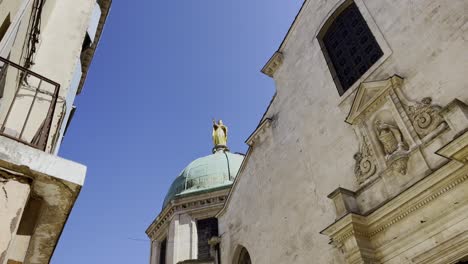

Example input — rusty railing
[0,56,60,151]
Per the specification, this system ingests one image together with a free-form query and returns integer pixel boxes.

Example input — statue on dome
[212,119,228,147]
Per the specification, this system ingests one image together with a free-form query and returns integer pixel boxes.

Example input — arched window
[458,255,468,263]
[238,247,251,264]
[318,1,383,95]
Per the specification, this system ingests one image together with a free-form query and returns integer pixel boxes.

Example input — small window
[197,218,218,260]
[318,2,383,95]
[0,14,11,43]
[159,238,167,264]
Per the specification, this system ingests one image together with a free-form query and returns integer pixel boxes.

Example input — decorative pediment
[346,75,403,124]
[344,75,458,187]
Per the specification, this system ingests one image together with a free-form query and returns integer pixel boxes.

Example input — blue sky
[52,1,303,263]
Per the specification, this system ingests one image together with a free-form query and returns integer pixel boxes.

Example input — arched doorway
[237,247,251,264]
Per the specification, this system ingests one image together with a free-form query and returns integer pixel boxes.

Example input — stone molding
[403,97,444,139]
[245,118,272,147]
[322,130,468,263]
[146,189,229,240]
[324,74,468,263]
[437,126,468,164]
[411,231,468,264]
[345,76,464,190]
[322,171,467,263]
[324,169,468,240]
[346,75,403,125]
[261,52,283,78]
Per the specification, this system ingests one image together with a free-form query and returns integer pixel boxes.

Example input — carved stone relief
[326,74,468,264]
[374,119,410,175]
[404,97,445,139]
[354,135,377,184]
[345,76,450,184]
[374,120,408,157]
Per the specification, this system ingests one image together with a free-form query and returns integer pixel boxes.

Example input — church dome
[163,150,244,208]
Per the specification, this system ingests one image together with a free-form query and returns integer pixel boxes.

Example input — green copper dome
[163,150,244,208]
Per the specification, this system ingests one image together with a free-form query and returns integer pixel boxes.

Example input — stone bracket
[261,52,283,78]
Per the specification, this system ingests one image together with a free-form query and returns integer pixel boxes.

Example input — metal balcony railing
[0,56,60,151]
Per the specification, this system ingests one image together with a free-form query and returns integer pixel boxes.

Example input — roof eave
[261,0,308,78]
[76,0,112,95]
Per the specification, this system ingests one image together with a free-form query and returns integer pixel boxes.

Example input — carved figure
[406,97,444,138]
[212,119,228,146]
[375,120,408,157]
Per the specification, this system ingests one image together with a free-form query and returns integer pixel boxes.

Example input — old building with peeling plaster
[0,0,111,263]
[147,0,468,263]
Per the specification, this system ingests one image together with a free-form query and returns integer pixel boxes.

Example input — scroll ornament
[406,97,444,138]
[354,137,377,184]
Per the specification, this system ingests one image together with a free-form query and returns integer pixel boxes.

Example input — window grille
[320,2,383,95]
[197,218,218,260]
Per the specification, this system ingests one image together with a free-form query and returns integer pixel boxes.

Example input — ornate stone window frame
[315,0,392,101]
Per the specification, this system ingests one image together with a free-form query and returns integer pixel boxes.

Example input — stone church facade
[218,0,468,263]
[148,0,468,263]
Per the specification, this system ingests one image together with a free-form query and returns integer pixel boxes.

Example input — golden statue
[212,119,228,146]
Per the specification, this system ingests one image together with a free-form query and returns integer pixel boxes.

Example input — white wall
[166,213,198,264]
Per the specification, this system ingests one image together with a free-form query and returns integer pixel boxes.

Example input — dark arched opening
[238,247,251,264]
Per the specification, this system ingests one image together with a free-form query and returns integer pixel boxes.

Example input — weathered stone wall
[0,179,30,264]
[219,0,468,263]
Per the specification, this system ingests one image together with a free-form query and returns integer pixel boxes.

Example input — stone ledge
[0,136,86,185]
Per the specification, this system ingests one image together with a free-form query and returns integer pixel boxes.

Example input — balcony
[0,56,62,151]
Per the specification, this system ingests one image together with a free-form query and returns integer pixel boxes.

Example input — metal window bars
[0,56,61,151]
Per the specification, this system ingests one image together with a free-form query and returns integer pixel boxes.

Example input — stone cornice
[320,132,468,252]
[261,52,284,78]
[146,188,230,240]
[321,161,468,243]
[437,130,468,163]
[411,230,468,263]
[245,118,272,147]
[368,170,467,237]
